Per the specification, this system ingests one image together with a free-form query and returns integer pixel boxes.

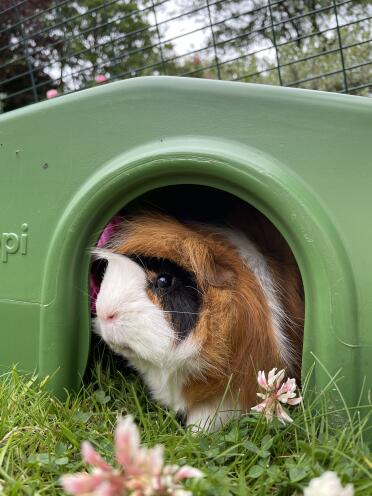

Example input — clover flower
[60,416,203,496]
[303,471,354,496]
[95,74,108,84]
[251,368,302,424]
[46,89,59,99]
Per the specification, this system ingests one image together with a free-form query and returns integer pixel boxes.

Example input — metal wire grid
[0,0,371,113]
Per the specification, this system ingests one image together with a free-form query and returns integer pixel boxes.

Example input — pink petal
[95,480,123,496]
[257,370,268,389]
[163,465,180,476]
[174,466,204,481]
[251,402,266,413]
[275,403,293,424]
[270,368,285,388]
[115,416,140,470]
[60,473,103,494]
[46,89,59,99]
[277,378,301,405]
[95,74,107,83]
[148,445,164,476]
[82,442,111,471]
[267,368,278,387]
[277,391,294,403]
[277,378,297,395]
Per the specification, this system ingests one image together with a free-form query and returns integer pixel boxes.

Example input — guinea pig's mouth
[119,344,133,353]
[108,340,135,356]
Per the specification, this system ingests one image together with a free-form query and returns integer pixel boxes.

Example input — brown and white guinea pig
[92,211,304,430]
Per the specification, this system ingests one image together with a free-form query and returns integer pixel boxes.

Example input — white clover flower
[304,471,354,496]
[251,368,302,424]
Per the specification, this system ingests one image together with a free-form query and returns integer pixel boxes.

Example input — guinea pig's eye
[155,273,174,289]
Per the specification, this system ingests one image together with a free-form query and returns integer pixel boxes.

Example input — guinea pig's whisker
[134,256,147,271]
[77,287,97,303]
[133,306,199,319]
[165,312,198,316]
[77,287,91,297]
[184,285,204,296]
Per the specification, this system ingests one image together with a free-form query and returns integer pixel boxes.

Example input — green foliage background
[0,1,371,112]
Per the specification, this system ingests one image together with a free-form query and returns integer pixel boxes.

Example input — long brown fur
[229,205,304,380]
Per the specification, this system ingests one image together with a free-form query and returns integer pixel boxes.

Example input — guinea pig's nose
[101,311,118,322]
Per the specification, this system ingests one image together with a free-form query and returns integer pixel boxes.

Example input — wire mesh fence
[1,0,371,113]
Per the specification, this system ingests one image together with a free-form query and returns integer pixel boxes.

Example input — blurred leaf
[261,435,273,450]
[289,466,308,482]
[55,442,68,456]
[248,465,264,478]
[94,390,111,405]
[243,441,259,454]
[73,411,92,423]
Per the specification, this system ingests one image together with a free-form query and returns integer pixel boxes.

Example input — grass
[0,351,371,496]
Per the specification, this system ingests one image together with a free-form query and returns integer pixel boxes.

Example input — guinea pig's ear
[208,261,235,287]
[183,238,235,288]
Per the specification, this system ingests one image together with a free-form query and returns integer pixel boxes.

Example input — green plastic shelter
[0,77,371,413]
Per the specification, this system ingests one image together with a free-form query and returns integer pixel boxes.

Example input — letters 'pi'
[0,224,28,262]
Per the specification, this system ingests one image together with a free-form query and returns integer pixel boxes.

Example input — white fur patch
[187,397,240,432]
[93,249,203,412]
[94,249,174,365]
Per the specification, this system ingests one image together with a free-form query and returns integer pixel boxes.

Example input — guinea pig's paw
[187,399,239,433]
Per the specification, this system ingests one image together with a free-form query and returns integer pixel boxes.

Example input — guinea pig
[92,211,304,430]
